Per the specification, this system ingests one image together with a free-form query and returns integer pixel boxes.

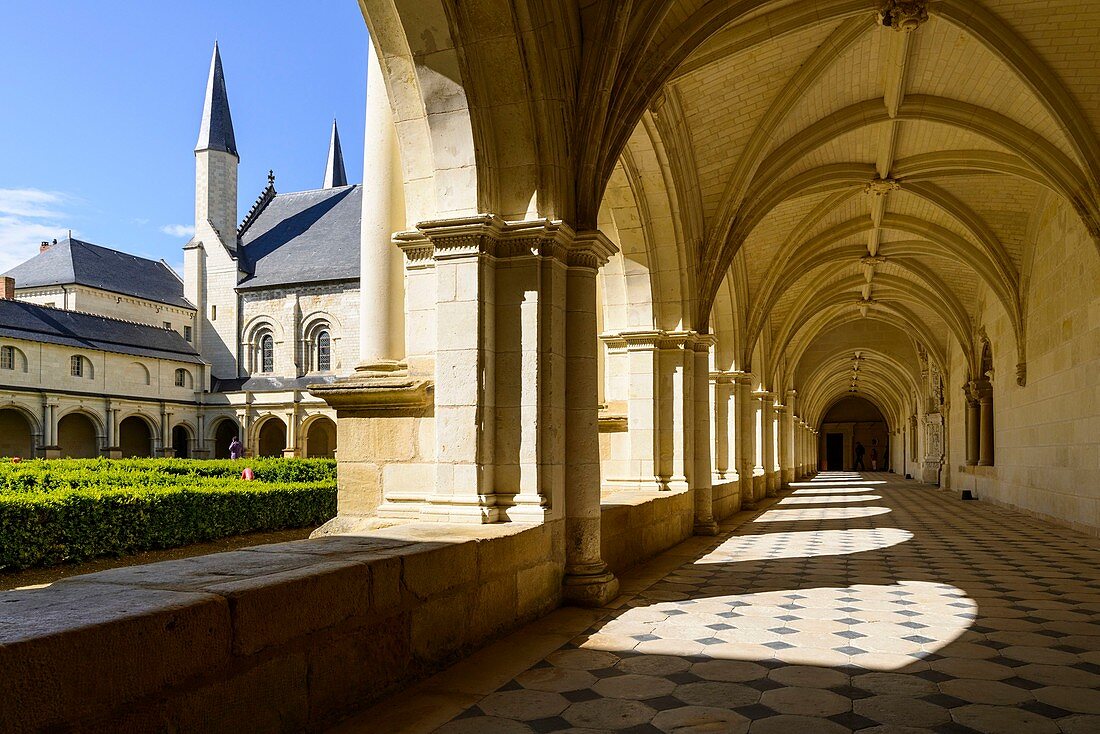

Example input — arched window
[316,330,331,372]
[0,346,14,371]
[260,334,274,373]
[174,368,190,388]
[70,355,85,377]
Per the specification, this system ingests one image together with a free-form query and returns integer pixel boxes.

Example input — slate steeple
[195,42,238,157]
[323,119,348,188]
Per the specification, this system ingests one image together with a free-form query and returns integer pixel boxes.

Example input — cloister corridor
[336,474,1100,734]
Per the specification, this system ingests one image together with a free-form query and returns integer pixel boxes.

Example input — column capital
[753,389,776,400]
[709,371,734,384]
[398,216,619,269]
[786,388,797,399]
[729,371,754,386]
[773,403,788,413]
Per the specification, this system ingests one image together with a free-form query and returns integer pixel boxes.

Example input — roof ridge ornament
[878,0,929,32]
[237,170,277,239]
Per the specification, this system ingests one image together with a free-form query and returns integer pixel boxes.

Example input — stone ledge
[0,520,562,733]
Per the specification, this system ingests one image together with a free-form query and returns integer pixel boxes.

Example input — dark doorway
[213,419,239,459]
[826,433,844,471]
[119,417,153,458]
[172,425,191,458]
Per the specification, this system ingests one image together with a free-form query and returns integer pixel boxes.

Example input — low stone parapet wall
[599,488,694,574]
[712,480,742,521]
[0,521,563,733]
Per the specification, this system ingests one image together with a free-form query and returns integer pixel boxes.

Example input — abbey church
[0,44,355,460]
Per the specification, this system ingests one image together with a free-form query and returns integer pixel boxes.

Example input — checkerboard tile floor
[437,473,1100,733]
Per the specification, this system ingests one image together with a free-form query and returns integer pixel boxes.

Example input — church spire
[195,42,238,157]
[323,118,348,188]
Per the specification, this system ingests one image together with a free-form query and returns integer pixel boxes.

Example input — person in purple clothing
[229,436,243,460]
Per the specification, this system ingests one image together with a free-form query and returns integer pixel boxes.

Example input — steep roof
[0,300,203,365]
[2,237,193,309]
[236,184,361,289]
[323,119,348,189]
[195,42,237,157]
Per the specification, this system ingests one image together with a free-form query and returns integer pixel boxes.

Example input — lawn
[0,458,336,570]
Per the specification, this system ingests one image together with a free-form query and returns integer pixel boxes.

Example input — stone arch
[56,411,101,458]
[172,422,194,459]
[118,414,156,458]
[0,344,29,373]
[304,415,337,459]
[126,362,151,386]
[211,417,241,459]
[255,415,287,458]
[0,406,36,457]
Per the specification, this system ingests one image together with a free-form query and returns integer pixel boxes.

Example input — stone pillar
[757,390,777,498]
[283,407,298,458]
[692,340,718,535]
[160,408,175,458]
[710,372,731,482]
[779,400,793,487]
[600,332,663,492]
[735,374,756,509]
[358,41,404,370]
[978,393,994,467]
[563,237,620,605]
[965,385,980,467]
[660,334,695,492]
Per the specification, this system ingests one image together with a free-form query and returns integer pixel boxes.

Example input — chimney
[40,241,50,253]
[1,276,14,300]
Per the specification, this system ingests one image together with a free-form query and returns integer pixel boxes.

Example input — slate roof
[195,42,237,156]
[2,237,193,309]
[0,300,204,365]
[236,184,361,289]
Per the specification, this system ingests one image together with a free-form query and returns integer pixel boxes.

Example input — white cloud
[0,188,70,272]
[160,223,194,238]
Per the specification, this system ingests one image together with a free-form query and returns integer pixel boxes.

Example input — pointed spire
[195,41,238,157]
[322,118,348,188]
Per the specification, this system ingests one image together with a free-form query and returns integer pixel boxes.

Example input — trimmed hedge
[0,459,337,571]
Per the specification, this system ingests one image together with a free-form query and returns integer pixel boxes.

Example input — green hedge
[0,459,337,571]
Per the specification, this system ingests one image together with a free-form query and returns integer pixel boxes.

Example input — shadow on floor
[431,473,1100,734]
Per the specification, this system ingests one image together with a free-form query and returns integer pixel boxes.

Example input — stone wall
[599,489,694,574]
[16,285,197,336]
[947,196,1100,535]
[0,521,563,733]
[712,479,742,520]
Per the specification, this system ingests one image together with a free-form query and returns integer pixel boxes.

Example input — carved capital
[878,0,929,32]
[1016,362,1027,387]
[860,255,887,267]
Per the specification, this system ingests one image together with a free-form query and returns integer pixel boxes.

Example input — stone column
[692,340,718,535]
[735,373,756,509]
[659,334,695,492]
[965,384,980,467]
[600,332,664,492]
[283,408,298,458]
[358,42,404,370]
[978,392,995,467]
[563,234,620,606]
[160,408,175,458]
[711,372,731,482]
[756,390,776,498]
[778,402,792,487]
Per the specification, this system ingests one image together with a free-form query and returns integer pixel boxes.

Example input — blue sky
[0,1,368,274]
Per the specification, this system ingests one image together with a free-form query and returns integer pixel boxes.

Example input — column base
[40,446,61,459]
[281,448,299,458]
[562,564,620,608]
[420,497,503,524]
[694,520,719,536]
[765,472,778,497]
[101,447,122,459]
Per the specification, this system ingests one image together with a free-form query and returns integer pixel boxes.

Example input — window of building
[211,305,217,321]
[70,355,83,377]
[0,346,13,370]
[316,330,331,371]
[174,368,188,387]
[163,321,172,330]
[184,325,193,342]
[260,334,274,373]
[44,302,55,308]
